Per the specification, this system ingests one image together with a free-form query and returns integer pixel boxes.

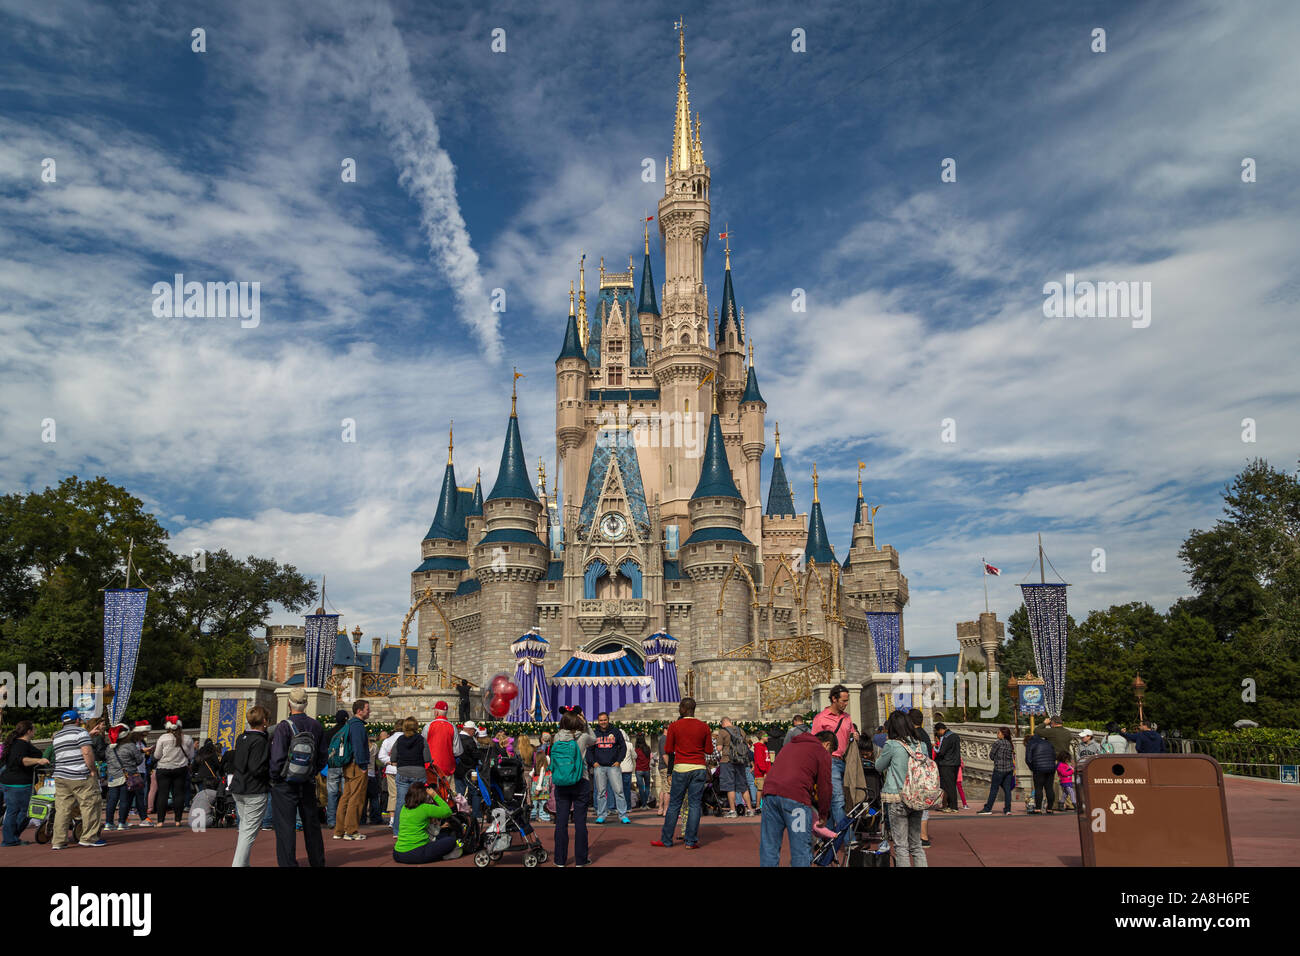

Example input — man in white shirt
[378,728,400,823]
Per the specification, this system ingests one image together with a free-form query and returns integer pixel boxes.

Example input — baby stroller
[700,763,729,817]
[812,763,887,867]
[473,756,548,868]
[29,770,83,845]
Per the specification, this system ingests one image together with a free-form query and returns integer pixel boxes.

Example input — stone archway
[581,634,646,672]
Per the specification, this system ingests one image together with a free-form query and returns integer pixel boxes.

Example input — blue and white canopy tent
[641,631,681,703]
[507,628,553,722]
[550,649,655,717]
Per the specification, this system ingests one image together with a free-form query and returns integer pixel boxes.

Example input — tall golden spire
[569,281,575,317]
[857,461,865,498]
[511,367,523,416]
[644,220,651,254]
[578,254,588,349]
[722,223,731,270]
[774,422,782,458]
[812,463,820,503]
[447,420,454,465]
[671,17,694,175]
[748,339,754,368]
[538,457,547,498]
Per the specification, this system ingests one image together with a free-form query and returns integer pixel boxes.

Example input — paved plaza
[9,776,1296,868]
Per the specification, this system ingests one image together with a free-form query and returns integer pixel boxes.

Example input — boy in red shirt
[651,697,714,849]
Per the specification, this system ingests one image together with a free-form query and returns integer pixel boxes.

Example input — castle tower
[716,239,745,413]
[680,405,767,714]
[760,423,807,587]
[738,341,767,558]
[266,624,304,684]
[840,466,910,662]
[637,224,661,351]
[412,424,471,672]
[652,22,716,534]
[472,380,549,685]
[957,611,1004,671]
[556,280,590,512]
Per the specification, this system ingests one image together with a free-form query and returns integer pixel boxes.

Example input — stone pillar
[197,679,283,746]
[693,656,771,722]
[274,686,338,724]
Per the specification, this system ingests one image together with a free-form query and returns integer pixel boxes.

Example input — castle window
[547,583,556,591]
[609,367,623,386]
[715,544,724,551]
[668,465,673,484]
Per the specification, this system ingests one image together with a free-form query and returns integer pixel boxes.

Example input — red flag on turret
[984,563,1001,576]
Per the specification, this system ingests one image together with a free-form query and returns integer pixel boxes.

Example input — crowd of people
[0,688,1170,866]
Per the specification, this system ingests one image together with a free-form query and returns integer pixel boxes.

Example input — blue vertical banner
[207,698,248,753]
[866,611,901,673]
[303,613,340,688]
[1020,583,1069,717]
[104,588,148,725]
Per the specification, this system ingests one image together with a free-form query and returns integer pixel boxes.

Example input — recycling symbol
[1109,794,1135,815]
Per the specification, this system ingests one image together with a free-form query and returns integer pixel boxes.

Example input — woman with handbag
[112,724,154,828]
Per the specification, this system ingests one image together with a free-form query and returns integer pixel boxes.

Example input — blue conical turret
[468,471,484,516]
[765,424,795,517]
[425,423,466,541]
[692,411,742,500]
[487,387,538,502]
[557,284,586,363]
[804,466,835,566]
[637,237,659,316]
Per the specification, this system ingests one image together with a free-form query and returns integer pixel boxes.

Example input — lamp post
[1133,674,1147,724]
[1007,673,1020,737]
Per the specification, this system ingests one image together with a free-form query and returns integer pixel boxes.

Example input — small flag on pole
[698,369,715,386]
[717,231,728,240]
[645,216,654,222]
[984,562,1001,576]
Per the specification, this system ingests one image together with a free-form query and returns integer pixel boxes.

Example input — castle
[393,27,910,723]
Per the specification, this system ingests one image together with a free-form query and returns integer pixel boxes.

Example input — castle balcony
[575,597,651,637]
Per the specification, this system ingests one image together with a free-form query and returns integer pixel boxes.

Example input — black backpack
[281,719,317,783]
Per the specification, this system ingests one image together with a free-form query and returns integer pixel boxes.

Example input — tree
[1180,458,1300,645]
[0,476,316,729]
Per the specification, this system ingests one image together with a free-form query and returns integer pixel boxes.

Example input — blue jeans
[745,767,758,806]
[983,770,1015,812]
[326,766,343,828]
[593,765,627,818]
[2,785,32,845]
[635,771,651,808]
[622,771,633,809]
[759,794,812,867]
[829,757,846,828]
[659,769,706,847]
[393,775,417,835]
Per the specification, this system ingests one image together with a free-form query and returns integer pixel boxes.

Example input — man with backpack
[269,688,329,866]
[1024,730,1058,814]
[331,699,372,841]
[717,717,754,817]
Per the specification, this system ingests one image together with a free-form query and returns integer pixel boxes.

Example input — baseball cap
[462,721,477,732]
[60,709,80,723]
[1079,729,1094,738]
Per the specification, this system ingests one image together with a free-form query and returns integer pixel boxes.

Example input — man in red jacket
[425,702,457,783]
[759,730,834,867]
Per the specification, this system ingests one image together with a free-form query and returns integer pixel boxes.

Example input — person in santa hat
[424,701,457,786]
[103,722,134,830]
[152,715,194,826]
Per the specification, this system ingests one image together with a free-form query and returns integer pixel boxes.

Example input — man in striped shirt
[50,710,106,848]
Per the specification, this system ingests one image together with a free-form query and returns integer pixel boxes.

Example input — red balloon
[501,681,519,701]
[490,674,511,695]
[489,694,510,718]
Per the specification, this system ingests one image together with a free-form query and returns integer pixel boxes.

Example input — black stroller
[473,756,548,868]
[812,762,887,867]
[700,762,730,817]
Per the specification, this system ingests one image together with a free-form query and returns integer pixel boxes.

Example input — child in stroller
[473,754,549,868]
[811,756,887,866]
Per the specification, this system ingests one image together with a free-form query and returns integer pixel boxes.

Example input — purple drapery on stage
[104,589,148,724]
[304,613,340,689]
[865,612,901,674]
[549,650,654,717]
[508,629,552,722]
[1020,583,1069,717]
[641,631,680,703]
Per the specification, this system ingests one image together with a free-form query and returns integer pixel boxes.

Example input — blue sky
[2,0,1298,655]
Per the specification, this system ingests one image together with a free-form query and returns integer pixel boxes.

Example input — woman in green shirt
[392,782,458,863]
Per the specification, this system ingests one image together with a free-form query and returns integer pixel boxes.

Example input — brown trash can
[1076,754,1233,866]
